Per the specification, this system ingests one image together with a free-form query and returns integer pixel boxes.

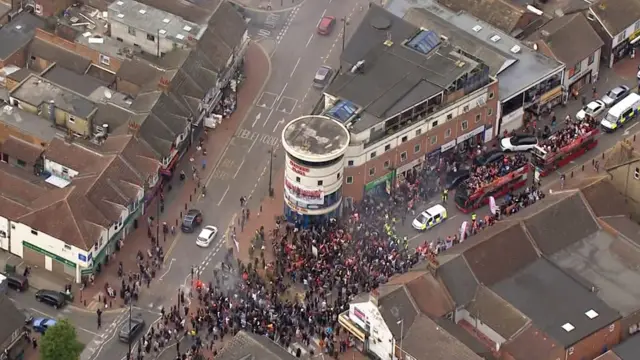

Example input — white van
[601,93,640,132]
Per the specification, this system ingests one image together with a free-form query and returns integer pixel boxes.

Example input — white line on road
[264,107,275,127]
[290,57,301,78]
[317,9,327,27]
[278,83,289,99]
[159,258,176,280]
[251,112,262,128]
[217,185,230,206]
[234,157,245,179]
[306,34,313,47]
[273,119,285,133]
[248,134,259,152]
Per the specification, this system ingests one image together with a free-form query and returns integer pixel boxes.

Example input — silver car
[313,66,333,89]
[601,85,630,107]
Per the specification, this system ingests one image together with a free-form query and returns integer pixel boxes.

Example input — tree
[40,318,84,360]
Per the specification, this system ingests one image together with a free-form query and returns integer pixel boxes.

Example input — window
[617,33,625,43]
[475,114,481,123]
[384,160,390,169]
[461,120,468,130]
[430,135,437,145]
[68,115,76,123]
[370,151,376,159]
[445,129,452,138]
[147,33,156,42]
[346,176,353,184]
[295,176,300,183]
[414,144,421,153]
[16,159,26,167]
[432,120,438,127]
[568,62,581,78]
[400,152,407,162]
[415,129,422,136]
[488,91,495,99]
[63,244,72,250]
[347,160,354,166]
[636,20,640,31]
[384,144,391,152]
[128,26,136,35]
[337,173,341,180]
[463,105,469,112]
[588,53,595,65]
[317,180,323,186]
[401,136,408,143]
[446,113,453,120]
[488,108,493,116]
[99,54,110,66]
[634,167,639,180]
[35,4,42,14]
[369,167,376,177]
[31,229,38,236]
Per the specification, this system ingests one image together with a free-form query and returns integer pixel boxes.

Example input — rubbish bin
[4,264,15,274]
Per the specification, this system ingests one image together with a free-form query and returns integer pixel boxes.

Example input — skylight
[138,9,146,14]
[490,35,501,42]
[159,29,167,35]
[472,25,482,32]
[585,310,599,319]
[561,323,575,332]
[183,25,192,32]
[406,30,441,55]
[117,13,124,18]
[116,0,123,5]
[163,18,170,23]
[176,34,185,40]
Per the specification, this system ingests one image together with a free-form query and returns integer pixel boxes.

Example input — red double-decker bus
[454,162,530,213]
[531,129,599,177]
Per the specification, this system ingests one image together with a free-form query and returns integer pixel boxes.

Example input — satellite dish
[104,90,112,99]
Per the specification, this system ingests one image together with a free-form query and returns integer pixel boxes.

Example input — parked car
[473,149,504,167]
[35,289,66,309]
[119,317,145,343]
[576,100,606,121]
[500,134,538,152]
[33,318,57,334]
[5,273,28,292]
[317,16,336,35]
[601,85,630,107]
[412,204,448,231]
[444,169,470,190]
[313,65,333,89]
[181,209,203,233]
[196,226,218,247]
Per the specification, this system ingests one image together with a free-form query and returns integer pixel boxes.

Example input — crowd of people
[537,116,597,154]
[462,153,528,194]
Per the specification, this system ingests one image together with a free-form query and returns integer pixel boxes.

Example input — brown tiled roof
[405,272,455,318]
[581,179,632,217]
[594,351,622,360]
[437,0,525,34]
[402,315,482,360]
[44,138,110,174]
[116,58,165,87]
[463,223,539,286]
[466,286,529,339]
[1,136,44,163]
[591,0,640,39]
[502,324,562,360]
[524,193,599,256]
[28,38,91,74]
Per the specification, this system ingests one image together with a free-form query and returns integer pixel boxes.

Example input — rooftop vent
[116,0,123,4]
[350,60,365,74]
[163,18,170,23]
[541,30,550,37]
[510,45,521,54]
[176,34,185,40]
[383,39,393,47]
[586,12,596,21]
[585,310,599,319]
[490,35,501,42]
[183,25,192,31]
[472,25,482,32]
[370,16,391,30]
[70,16,79,23]
[562,323,575,332]
[117,13,124,18]
[159,29,167,35]
[15,25,22,30]
[139,9,146,14]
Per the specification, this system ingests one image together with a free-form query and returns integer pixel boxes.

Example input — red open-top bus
[454,163,530,213]
[531,129,599,177]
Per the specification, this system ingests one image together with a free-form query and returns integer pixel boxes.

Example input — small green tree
[40,318,84,360]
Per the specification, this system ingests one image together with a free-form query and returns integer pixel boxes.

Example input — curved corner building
[281,115,350,227]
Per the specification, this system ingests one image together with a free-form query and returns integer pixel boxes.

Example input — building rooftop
[108,0,204,46]
[502,324,562,360]
[282,116,350,162]
[214,331,296,360]
[11,74,97,119]
[436,0,530,36]
[42,66,106,97]
[0,104,59,143]
[325,4,479,132]
[403,315,482,360]
[28,35,92,74]
[527,13,604,67]
[135,0,222,25]
[401,0,563,101]
[613,335,640,360]
[466,285,529,340]
[0,12,44,61]
[492,258,621,348]
[590,0,640,39]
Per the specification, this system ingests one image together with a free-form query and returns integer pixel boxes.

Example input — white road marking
[273,119,285,133]
[306,34,313,47]
[234,157,245,179]
[159,258,176,280]
[248,134,259,152]
[290,57,301,78]
[251,113,262,128]
[217,185,230,206]
[317,9,327,28]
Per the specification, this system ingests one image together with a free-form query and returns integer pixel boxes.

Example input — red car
[317,16,336,35]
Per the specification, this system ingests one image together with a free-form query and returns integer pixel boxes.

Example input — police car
[412,204,448,231]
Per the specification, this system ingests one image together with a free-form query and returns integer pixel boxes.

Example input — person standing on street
[97,308,102,329]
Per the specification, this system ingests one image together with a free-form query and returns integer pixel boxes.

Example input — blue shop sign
[78,253,87,262]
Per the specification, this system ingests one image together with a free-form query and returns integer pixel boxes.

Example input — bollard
[176,218,179,226]
[184,203,187,210]
[194,187,197,194]
[592,159,595,165]
[190,194,192,202]
[581,164,584,171]
[180,211,183,219]
[602,153,605,159]
[84,299,87,306]
[571,171,574,178]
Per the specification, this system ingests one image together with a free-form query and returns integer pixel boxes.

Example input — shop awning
[339,313,367,342]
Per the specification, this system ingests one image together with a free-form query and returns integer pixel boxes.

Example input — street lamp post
[396,319,404,360]
[341,17,349,53]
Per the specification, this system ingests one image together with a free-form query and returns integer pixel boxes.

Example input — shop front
[339,311,368,353]
[612,29,640,66]
[364,170,396,197]
[396,157,423,181]
[538,86,563,111]
[283,182,342,227]
[456,125,485,153]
